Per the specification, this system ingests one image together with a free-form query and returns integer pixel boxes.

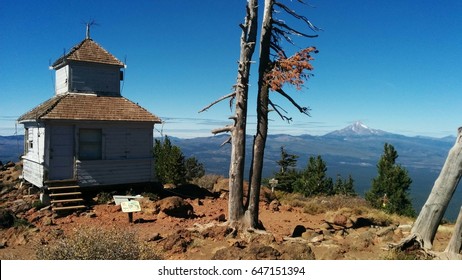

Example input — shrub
[95,192,114,204]
[13,218,33,228]
[0,209,15,229]
[32,200,46,210]
[36,226,162,260]
[141,192,160,201]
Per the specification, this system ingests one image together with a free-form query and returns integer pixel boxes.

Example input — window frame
[78,128,102,160]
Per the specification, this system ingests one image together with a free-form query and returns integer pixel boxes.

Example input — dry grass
[277,193,369,213]
[276,192,414,226]
[36,226,162,260]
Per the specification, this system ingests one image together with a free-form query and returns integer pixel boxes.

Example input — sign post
[120,200,141,223]
[269,178,278,193]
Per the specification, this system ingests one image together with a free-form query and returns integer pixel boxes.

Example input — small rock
[333,214,348,227]
[301,230,316,241]
[147,232,162,242]
[215,213,226,222]
[86,212,97,218]
[280,242,315,260]
[310,235,324,243]
[42,217,54,226]
[376,225,397,237]
[269,200,281,212]
[163,183,176,189]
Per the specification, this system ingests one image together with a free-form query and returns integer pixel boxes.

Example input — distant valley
[170,122,460,221]
[1,122,461,221]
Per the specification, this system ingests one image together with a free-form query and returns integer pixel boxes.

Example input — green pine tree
[333,174,356,196]
[293,155,333,196]
[365,143,415,217]
[153,136,186,185]
[273,146,299,192]
[185,156,205,182]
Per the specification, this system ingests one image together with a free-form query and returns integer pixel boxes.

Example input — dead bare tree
[394,127,462,258]
[200,0,318,231]
[443,206,462,258]
[245,0,318,229]
[200,0,258,229]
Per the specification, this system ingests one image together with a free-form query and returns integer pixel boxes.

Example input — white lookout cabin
[18,34,161,191]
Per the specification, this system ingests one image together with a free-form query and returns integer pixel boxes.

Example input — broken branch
[199,92,236,113]
[276,88,310,116]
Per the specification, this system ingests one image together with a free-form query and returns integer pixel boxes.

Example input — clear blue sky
[1,0,461,138]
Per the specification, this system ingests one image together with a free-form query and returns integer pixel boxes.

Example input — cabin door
[48,125,75,180]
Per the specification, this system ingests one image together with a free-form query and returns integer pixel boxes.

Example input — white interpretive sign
[120,200,141,213]
[113,195,143,205]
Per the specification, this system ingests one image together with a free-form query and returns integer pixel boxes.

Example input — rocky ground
[0,162,455,260]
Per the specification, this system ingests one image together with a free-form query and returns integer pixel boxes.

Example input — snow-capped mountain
[325,121,390,137]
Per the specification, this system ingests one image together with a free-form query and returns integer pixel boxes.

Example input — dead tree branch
[199,92,236,113]
[275,88,310,116]
[269,99,292,122]
[274,1,321,32]
[212,125,233,135]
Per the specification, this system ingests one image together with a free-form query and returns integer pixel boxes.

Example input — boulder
[161,229,193,253]
[212,244,282,260]
[279,241,315,260]
[155,196,194,218]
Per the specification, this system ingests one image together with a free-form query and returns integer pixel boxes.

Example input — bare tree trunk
[228,0,258,228]
[245,0,273,229]
[444,206,462,255]
[409,127,462,249]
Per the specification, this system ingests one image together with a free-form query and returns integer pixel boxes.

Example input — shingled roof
[52,38,124,68]
[18,94,161,123]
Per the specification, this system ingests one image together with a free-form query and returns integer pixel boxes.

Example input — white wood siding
[21,124,46,187]
[22,158,45,188]
[55,66,69,95]
[70,64,120,95]
[77,158,154,186]
[75,122,155,186]
[21,120,155,188]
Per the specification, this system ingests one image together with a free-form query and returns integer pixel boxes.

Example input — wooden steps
[48,185,80,191]
[53,205,86,211]
[49,192,82,197]
[50,198,84,204]
[45,181,87,212]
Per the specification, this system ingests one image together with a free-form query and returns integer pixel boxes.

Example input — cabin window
[79,129,102,160]
[24,128,29,153]
[24,128,33,153]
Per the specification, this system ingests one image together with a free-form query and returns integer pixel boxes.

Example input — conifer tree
[365,143,415,217]
[274,146,299,192]
[333,174,356,196]
[185,157,205,182]
[153,136,186,185]
[294,155,333,196]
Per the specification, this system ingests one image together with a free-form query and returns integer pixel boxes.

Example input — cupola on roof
[51,38,124,68]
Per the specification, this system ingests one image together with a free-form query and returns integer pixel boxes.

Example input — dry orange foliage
[265,47,317,91]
